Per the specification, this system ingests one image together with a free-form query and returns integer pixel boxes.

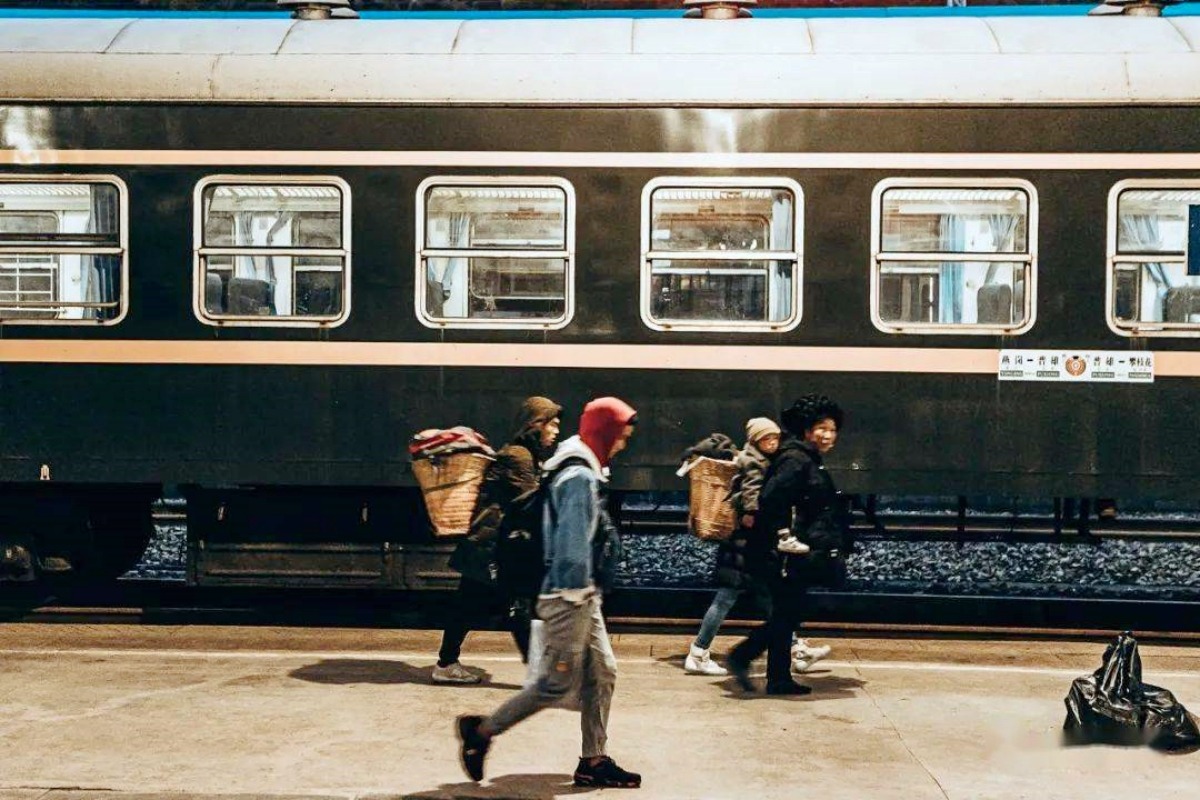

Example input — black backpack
[494,456,588,598]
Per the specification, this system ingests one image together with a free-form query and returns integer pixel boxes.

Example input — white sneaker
[684,645,728,676]
[791,654,811,674]
[792,639,831,667]
[432,661,482,684]
[777,535,810,555]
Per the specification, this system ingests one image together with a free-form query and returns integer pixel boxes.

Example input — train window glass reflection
[417,179,574,329]
[0,178,127,325]
[642,180,801,332]
[1109,184,1200,336]
[194,178,350,327]
[872,181,1037,335]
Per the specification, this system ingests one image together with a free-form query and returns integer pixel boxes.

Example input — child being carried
[732,418,809,556]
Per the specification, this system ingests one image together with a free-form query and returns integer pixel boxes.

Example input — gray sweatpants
[483,593,617,758]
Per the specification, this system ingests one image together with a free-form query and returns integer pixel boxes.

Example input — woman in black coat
[727,394,847,695]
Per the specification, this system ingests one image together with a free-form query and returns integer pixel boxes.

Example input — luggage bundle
[678,433,740,542]
[409,427,495,537]
[1063,631,1200,752]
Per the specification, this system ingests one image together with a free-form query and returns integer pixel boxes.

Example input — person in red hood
[456,396,642,790]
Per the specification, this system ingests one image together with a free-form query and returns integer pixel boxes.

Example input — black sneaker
[574,756,642,788]
[766,680,812,696]
[456,714,490,782]
[726,656,755,693]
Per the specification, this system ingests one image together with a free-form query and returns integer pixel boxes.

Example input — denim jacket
[539,435,605,595]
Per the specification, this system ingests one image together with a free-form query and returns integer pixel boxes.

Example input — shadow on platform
[288,658,522,689]
[401,772,595,799]
[720,671,867,700]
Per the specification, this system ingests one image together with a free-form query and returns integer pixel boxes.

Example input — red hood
[578,396,637,468]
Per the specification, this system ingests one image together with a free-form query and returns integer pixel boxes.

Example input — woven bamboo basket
[412,452,494,537]
[687,456,738,541]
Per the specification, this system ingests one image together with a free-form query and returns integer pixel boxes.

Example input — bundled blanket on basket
[676,433,739,476]
[409,427,495,460]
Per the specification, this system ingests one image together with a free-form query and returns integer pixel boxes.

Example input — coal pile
[128,500,1200,600]
[618,534,1200,600]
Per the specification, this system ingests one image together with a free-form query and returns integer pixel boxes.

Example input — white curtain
[234,212,257,279]
[427,212,470,317]
[1120,213,1169,322]
[768,197,793,321]
[983,213,1019,286]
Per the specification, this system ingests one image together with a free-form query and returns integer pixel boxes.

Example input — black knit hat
[780,394,844,436]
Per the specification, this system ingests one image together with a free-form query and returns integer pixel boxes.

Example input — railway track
[621,506,1200,542]
[156,498,1200,542]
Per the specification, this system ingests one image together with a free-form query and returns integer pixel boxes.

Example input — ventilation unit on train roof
[1088,0,1179,15]
[683,0,757,20]
[277,0,359,20]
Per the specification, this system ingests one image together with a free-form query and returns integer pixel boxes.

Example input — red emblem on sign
[1065,356,1087,376]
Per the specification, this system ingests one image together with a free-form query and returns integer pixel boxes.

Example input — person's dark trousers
[729,570,807,685]
[438,577,532,666]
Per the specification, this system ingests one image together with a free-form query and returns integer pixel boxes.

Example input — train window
[1108,181,1200,337]
[871,179,1037,335]
[640,178,801,332]
[194,176,351,327]
[0,177,127,325]
[416,177,574,330]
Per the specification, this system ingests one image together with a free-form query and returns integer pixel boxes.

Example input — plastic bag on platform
[1063,632,1200,752]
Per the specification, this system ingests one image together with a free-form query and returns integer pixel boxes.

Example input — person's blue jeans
[693,581,773,650]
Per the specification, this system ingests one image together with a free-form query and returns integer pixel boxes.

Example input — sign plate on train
[998,350,1154,383]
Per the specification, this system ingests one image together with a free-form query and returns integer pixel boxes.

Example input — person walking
[432,396,562,684]
[455,397,642,789]
[727,394,845,696]
[685,417,786,676]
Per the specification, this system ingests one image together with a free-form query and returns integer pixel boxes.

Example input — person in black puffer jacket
[727,394,849,696]
[433,396,563,685]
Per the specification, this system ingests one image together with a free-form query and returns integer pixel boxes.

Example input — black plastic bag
[1063,632,1200,752]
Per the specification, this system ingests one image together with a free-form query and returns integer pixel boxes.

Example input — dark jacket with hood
[745,436,847,582]
[449,396,562,585]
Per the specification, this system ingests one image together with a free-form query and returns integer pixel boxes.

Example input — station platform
[0,622,1197,800]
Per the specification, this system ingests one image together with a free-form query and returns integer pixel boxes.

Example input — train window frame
[1106,179,1200,339]
[639,176,803,333]
[192,175,352,329]
[869,177,1039,336]
[414,176,576,331]
[0,174,129,327]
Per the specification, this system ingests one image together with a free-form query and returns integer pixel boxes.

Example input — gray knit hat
[745,417,781,444]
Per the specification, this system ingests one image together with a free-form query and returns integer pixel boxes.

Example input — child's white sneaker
[791,639,831,671]
[777,534,810,555]
[685,644,728,676]
[794,638,831,662]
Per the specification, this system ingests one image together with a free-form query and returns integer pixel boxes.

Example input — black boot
[456,715,491,781]
[766,679,812,696]
[574,756,642,788]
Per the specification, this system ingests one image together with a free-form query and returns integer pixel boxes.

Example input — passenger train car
[1,5,1199,593]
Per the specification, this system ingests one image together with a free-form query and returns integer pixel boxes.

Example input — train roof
[1,12,1199,105]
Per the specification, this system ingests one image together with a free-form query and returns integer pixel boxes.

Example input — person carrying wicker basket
[432,396,562,685]
[685,417,789,676]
